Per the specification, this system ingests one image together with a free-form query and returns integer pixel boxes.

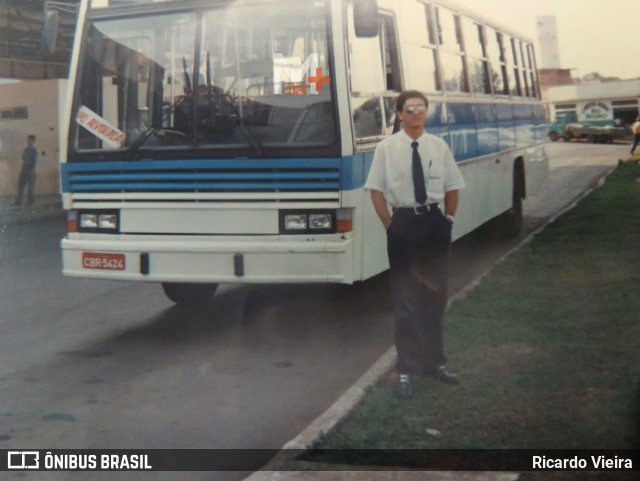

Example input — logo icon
[273,53,331,95]
[8,451,40,469]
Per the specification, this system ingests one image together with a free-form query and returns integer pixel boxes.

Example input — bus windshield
[72,0,335,155]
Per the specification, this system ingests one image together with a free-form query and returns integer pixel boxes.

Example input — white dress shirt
[364,130,465,207]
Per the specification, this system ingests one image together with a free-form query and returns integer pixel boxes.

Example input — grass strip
[311,159,640,459]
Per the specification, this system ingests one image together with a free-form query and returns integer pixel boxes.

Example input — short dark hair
[28,134,36,142]
[396,90,429,112]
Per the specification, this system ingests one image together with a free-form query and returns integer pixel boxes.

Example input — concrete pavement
[246,472,518,481]
[0,194,64,224]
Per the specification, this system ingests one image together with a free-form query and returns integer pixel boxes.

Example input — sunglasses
[403,104,427,114]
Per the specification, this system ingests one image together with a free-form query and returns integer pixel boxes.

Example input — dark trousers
[16,167,36,204]
[632,134,640,154]
[387,206,452,376]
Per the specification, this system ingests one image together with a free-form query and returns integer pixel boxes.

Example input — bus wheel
[497,195,522,239]
[161,283,219,306]
[497,165,524,238]
[548,131,560,142]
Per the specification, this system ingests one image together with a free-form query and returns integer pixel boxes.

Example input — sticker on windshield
[76,106,125,148]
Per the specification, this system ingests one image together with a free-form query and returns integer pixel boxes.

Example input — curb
[246,471,519,481]
[242,161,621,481]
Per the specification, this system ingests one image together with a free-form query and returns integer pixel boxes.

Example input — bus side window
[383,96,399,134]
[379,14,402,92]
[435,6,468,93]
[462,16,491,95]
[486,26,508,95]
[353,97,383,138]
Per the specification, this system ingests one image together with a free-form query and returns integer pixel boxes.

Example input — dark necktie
[411,141,427,205]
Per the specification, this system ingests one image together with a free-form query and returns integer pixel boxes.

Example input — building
[0,1,76,198]
[536,13,639,126]
[0,79,68,196]
[545,79,640,127]
[0,0,77,80]
[536,16,562,69]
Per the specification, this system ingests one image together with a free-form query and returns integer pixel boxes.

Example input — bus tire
[548,131,560,142]
[161,282,219,306]
[497,161,524,238]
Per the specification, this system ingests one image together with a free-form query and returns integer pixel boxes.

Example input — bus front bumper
[61,235,355,285]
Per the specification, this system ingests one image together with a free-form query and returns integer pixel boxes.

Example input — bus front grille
[62,158,342,208]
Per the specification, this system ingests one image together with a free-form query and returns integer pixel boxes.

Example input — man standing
[12,134,38,206]
[365,91,465,399]
[630,116,640,155]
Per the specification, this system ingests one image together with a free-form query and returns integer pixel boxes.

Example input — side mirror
[353,0,379,38]
[42,9,60,55]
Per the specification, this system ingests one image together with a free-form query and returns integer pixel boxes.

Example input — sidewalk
[0,194,64,224]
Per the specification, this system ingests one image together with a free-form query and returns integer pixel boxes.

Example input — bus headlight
[309,213,332,230]
[79,213,98,229]
[280,210,336,234]
[284,214,307,230]
[98,213,118,230]
[77,210,120,233]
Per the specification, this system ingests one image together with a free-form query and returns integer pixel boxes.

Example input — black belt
[393,203,439,215]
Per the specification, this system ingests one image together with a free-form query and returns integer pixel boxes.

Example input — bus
[57,0,548,306]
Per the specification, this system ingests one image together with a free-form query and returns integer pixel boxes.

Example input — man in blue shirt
[12,134,38,206]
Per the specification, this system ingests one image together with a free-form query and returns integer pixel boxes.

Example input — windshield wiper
[126,58,193,156]
[126,104,186,156]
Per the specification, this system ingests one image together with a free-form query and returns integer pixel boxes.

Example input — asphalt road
[0,142,628,481]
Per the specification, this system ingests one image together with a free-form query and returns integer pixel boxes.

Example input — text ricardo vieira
[533,455,633,470]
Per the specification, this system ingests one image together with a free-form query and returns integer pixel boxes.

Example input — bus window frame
[432,3,470,96]
[68,0,343,162]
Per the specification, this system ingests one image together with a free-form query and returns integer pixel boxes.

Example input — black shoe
[433,366,459,385]
[394,374,414,399]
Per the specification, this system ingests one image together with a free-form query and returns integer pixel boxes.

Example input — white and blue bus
[58,0,548,305]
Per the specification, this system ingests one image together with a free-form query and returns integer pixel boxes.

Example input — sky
[452,0,638,80]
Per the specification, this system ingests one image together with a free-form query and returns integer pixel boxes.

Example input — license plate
[82,252,126,271]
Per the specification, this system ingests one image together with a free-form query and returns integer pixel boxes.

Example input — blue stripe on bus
[69,172,340,182]
[71,182,341,191]
[61,157,342,193]
[62,157,341,172]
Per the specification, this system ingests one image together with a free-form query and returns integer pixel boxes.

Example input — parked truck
[548,113,625,143]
